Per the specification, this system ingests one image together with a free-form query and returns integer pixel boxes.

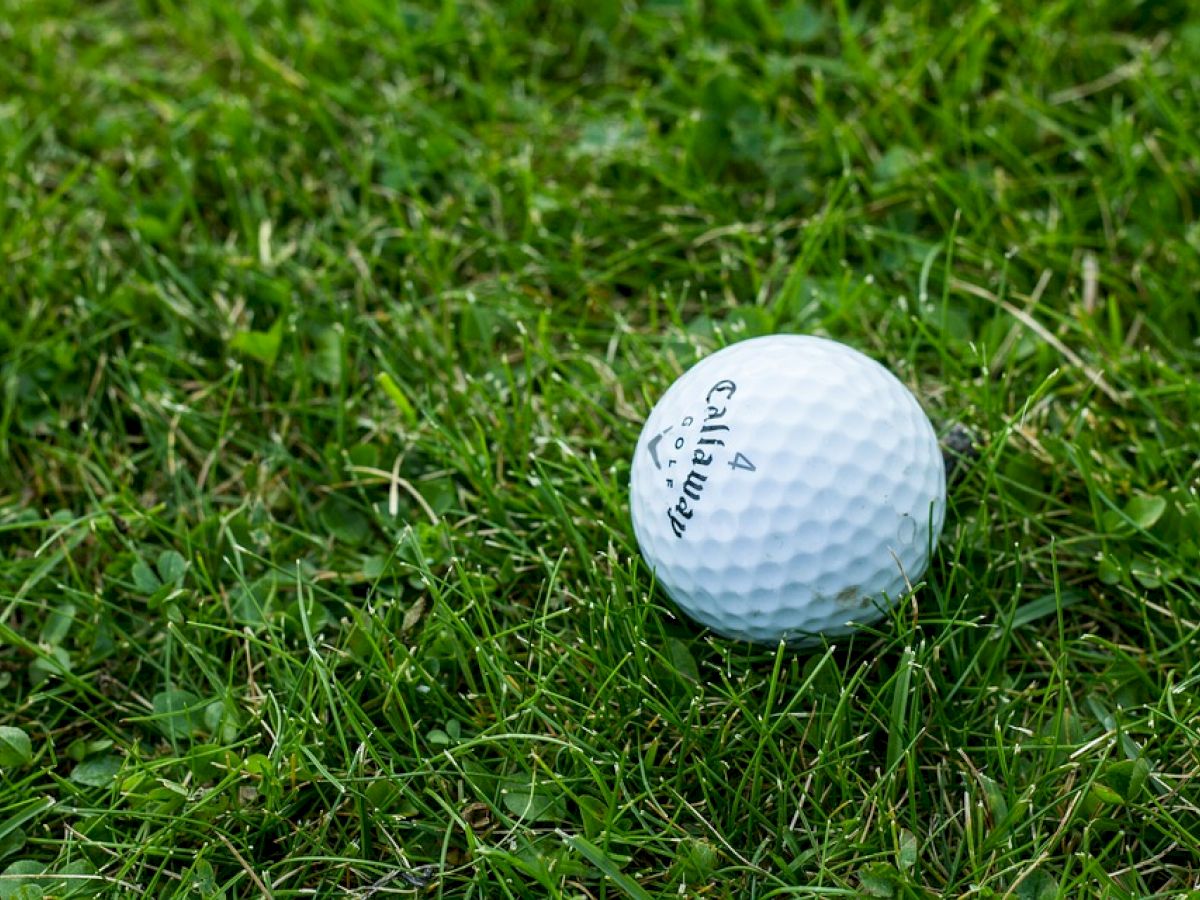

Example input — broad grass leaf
[131,560,161,594]
[231,319,283,367]
[38,604,74,647]
[780,1,830,43]
[70,755,122,788]
[49,860,97,898]
[0,729,32,768]
[0,860,46,900]
[560,834,648,900]
[1102,758,1151,802]
[156,550,187,585]
[897,829,918,870]
[1124,495,1166,530]
[671,837,717,885]
[189,745,237,783]
[500,777,565,822]
[1088,783,1123,806]
[151,690,203,741]
[666,638,698,684]
[1015,868,1058,900]
[312,327,343,386]
[0,829,25,863]
[859,861,897,897]
[29,648,71,687]
[320,497,370,546]
[978,774,1009,824]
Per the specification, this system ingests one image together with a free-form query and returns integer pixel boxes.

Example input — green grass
[2,0,1199,896]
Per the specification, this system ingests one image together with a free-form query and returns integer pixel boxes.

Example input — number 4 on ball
[728,452,756,472]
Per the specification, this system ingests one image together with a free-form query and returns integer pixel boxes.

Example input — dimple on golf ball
[629,334,946,644]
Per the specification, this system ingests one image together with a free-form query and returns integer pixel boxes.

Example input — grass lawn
[3,0,1200,896]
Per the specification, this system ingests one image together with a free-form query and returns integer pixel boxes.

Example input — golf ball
[629,334,946,644]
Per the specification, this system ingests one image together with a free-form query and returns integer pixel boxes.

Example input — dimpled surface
[630,334,946,644]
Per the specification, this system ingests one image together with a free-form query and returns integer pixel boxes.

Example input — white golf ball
[629,334,946,644]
